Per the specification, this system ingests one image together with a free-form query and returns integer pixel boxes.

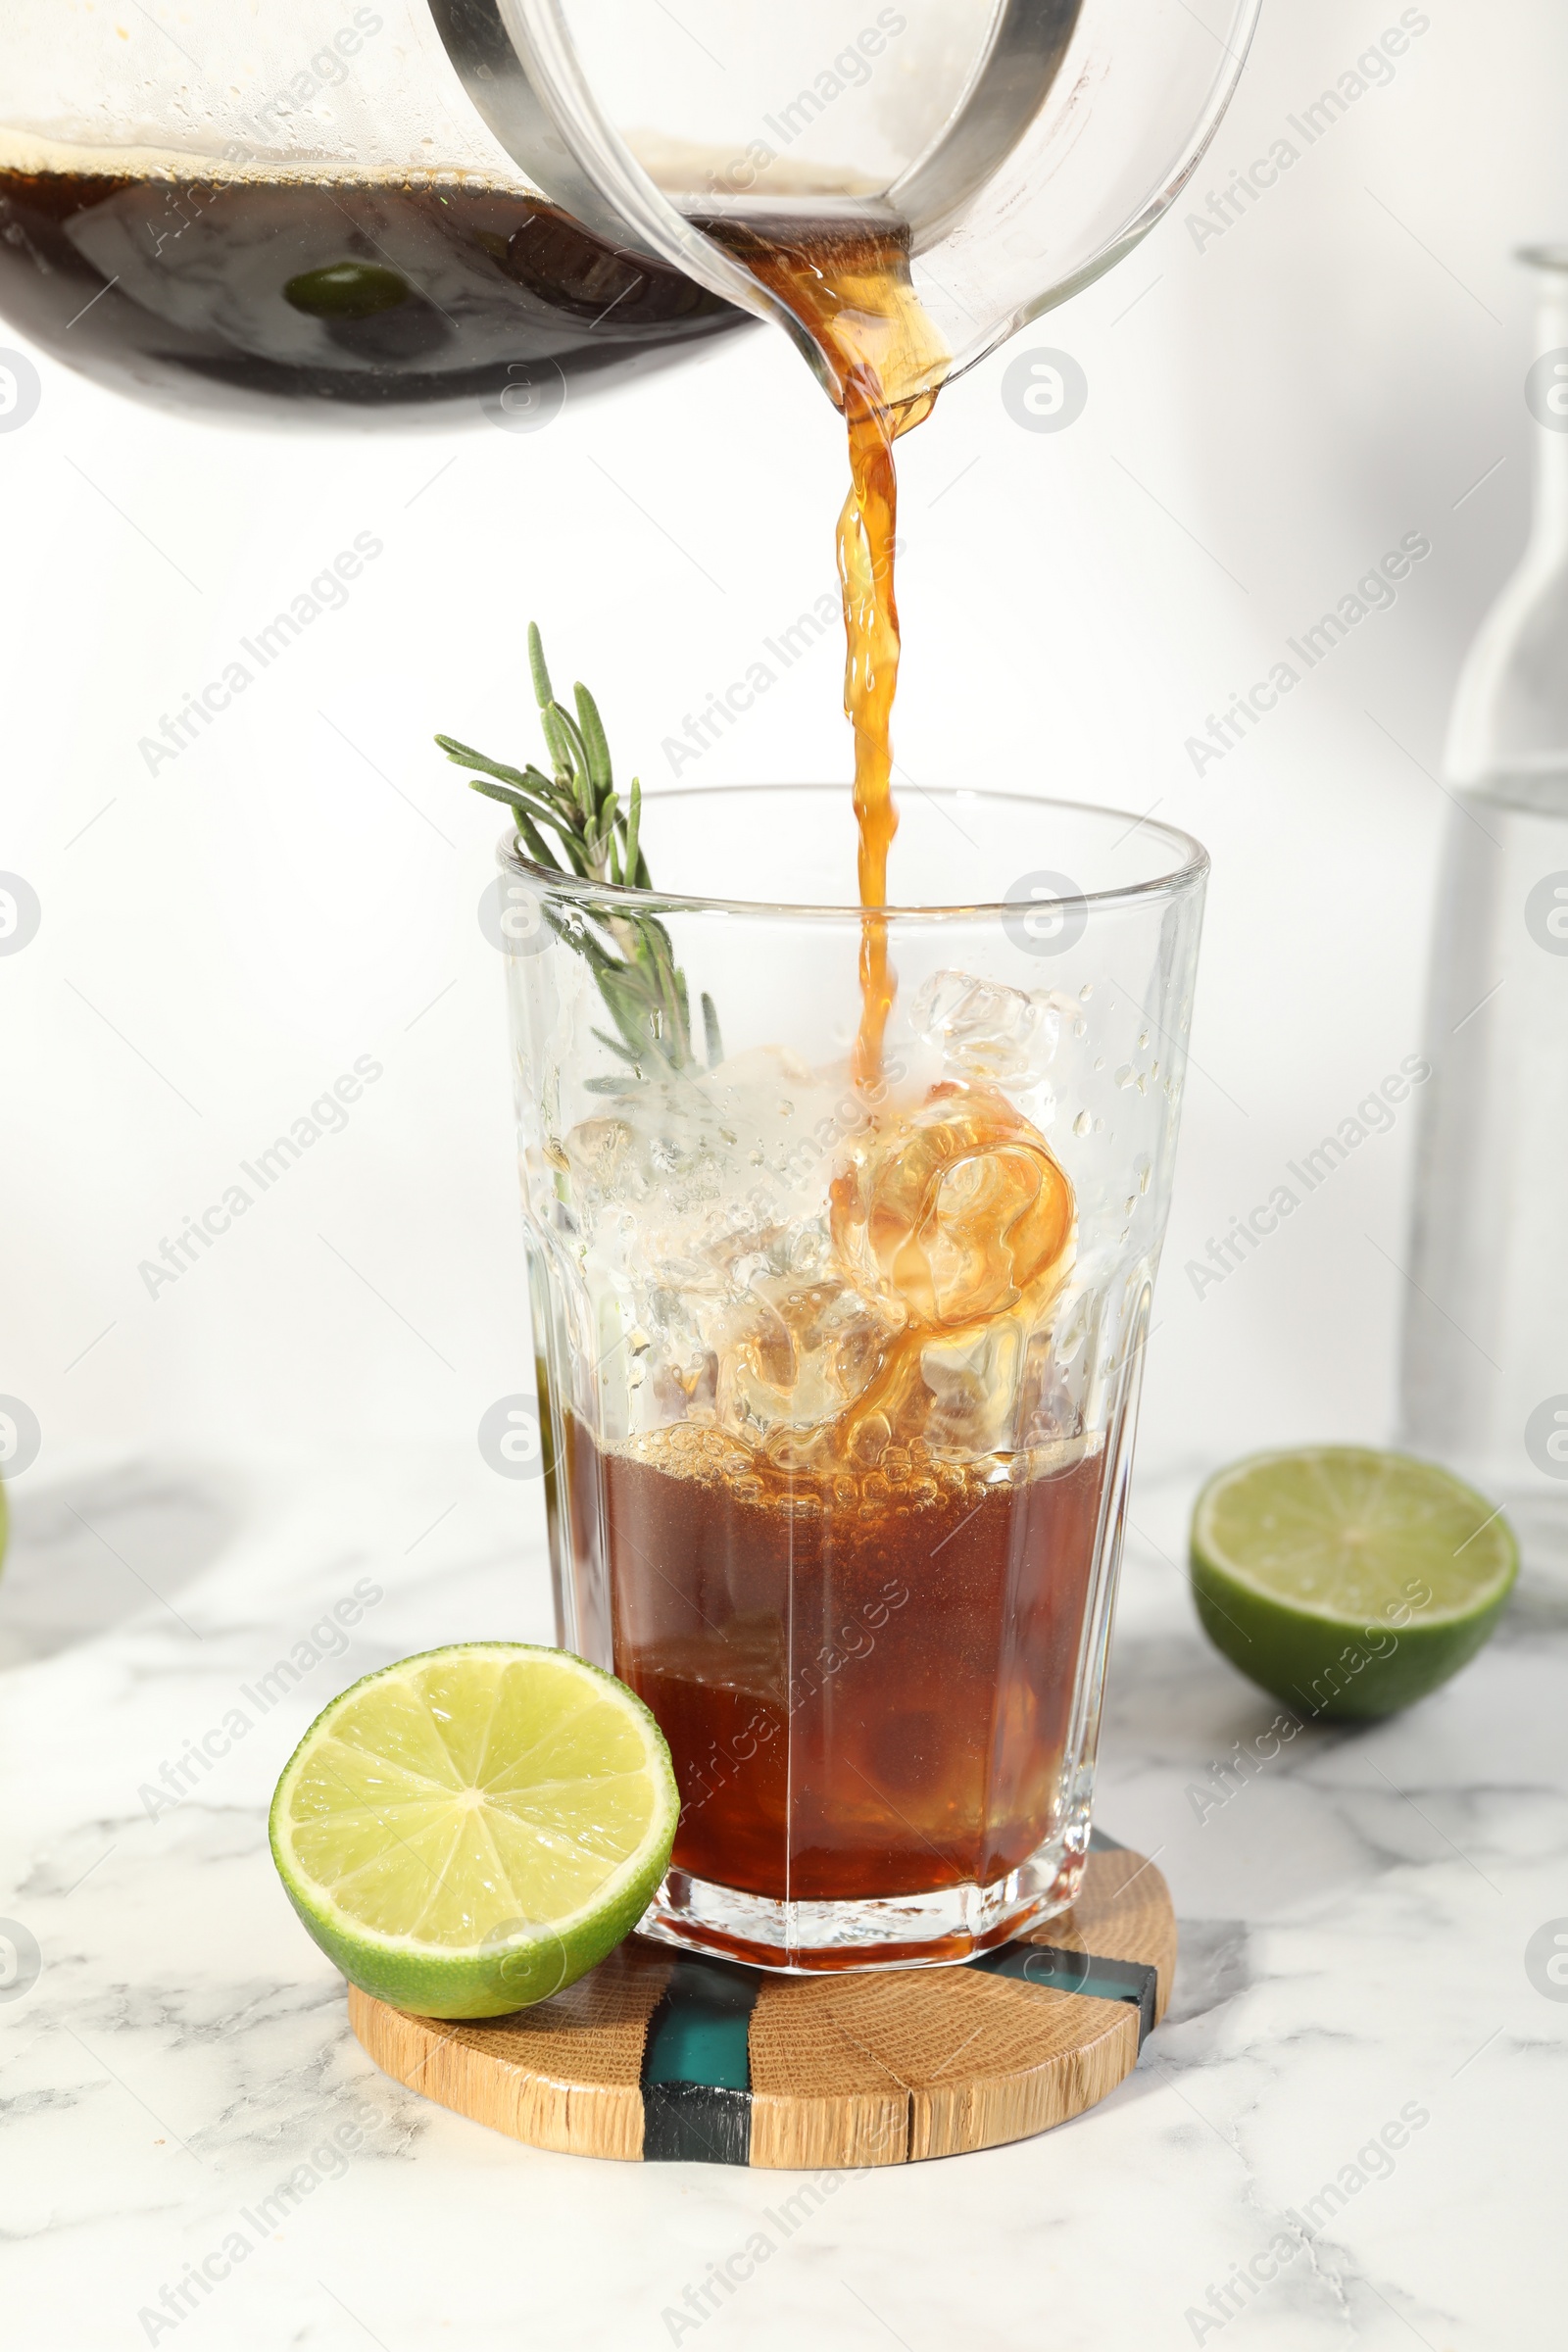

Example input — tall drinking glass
[497,785,1206,1969]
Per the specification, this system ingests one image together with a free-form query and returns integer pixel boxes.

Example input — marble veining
[0,1448,1560,2349]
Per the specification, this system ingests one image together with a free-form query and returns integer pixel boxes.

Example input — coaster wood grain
[348,1841,1175,2169]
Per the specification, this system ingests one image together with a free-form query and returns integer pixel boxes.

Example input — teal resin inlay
[643,1955,758,2090]
[970,1944,1158,2046]
[641,1954,761,2164]
[636,1831,1154,2162]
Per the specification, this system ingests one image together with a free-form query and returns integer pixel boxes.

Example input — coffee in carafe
[0,154,741,418]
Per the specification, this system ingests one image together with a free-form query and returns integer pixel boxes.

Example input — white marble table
[1,1447,1559,2351]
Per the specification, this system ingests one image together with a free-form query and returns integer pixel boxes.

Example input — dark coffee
[569,1413,1105,1916]
[0,169,741,416]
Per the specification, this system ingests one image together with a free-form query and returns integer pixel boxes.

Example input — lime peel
[270,1642,678,2020]
[1190,1446,1517,1720]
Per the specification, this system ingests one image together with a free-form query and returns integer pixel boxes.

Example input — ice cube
[560,1045,896,1442]
[831,1082,1075,1331]
[910,970,1059,1087]
[712,1269,893,1443]
[920,1322,1025,1458]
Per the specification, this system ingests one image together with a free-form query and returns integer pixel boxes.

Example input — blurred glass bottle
[1400,246,1568,1564]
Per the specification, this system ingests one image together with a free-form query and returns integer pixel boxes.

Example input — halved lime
[1191,1446,1517,1720]
[270,1643,678,2019]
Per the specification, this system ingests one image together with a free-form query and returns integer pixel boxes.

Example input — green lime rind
[269,1642,678,2021]
[1190,1446,1518,1722]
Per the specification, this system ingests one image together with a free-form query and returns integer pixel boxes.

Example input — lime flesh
[1191,1446,1517,1720]
[270,1643,678,2019]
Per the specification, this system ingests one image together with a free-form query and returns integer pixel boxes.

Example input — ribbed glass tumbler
[496,786,1206,1970]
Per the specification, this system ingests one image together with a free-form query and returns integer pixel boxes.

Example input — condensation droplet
[1072,1109,1092,1136]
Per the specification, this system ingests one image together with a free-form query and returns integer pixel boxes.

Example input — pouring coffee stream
[690,210,1083,1497]
[418,0,1257,1089]
[699,209,947,1084]
[437,189,1083,1522]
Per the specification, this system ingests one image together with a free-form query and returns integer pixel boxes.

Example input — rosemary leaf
[435,735,554,802]
[623,775,643,890]
[575,684,613,805]
[440,625,716,1086]
[463,774,558,831]
[511,805,560,874]
[526,621,555,713]
[591,1026,644,1066]
[539,703,582,799]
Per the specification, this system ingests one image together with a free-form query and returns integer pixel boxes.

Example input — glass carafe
[433,0,1262,409]
[0,1,742,420]
[1400,247,1568,1570]
[0,2,1260,422]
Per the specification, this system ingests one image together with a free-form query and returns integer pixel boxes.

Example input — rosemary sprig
[437,625,720,1090]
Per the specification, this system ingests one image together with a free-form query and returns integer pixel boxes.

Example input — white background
[4,0,1567,1523]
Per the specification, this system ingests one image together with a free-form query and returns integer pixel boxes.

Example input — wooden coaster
[349,1842,1174,2170]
